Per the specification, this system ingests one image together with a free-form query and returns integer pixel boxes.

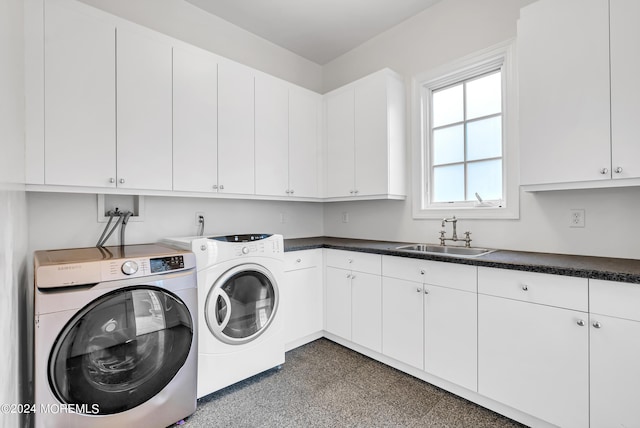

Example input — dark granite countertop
[284,237,640,284]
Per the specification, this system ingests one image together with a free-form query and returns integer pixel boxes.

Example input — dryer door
[205,263,279,345]
[49,286,193,415]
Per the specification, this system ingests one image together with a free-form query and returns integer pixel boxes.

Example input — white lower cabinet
[325,250,382,352]
[477,267,589,428]
[589,279,640,427]
[424,284,477,391]
[282,250,323,349]
[381,276,424,369]
[381,256,477,388]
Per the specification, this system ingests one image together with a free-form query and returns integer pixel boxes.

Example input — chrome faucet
[439,216,472,247]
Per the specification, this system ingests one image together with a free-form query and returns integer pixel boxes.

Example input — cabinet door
[590,314,640,428]
[325,88,355,198]
[289,87,321,198]
[173,46,218,192]
[218,61,255,194]
[424,285,477,391]
[518,0,610,185]
[116,27,173,191]
[610,0,640,180]
[325,267,352,340]
[478,294,589,428]
[282,265,323,347]
[255,75,289,197]
[381,277,423,369]
[44,0,116,187]
[351,272,382,353]
[354,73,388,196]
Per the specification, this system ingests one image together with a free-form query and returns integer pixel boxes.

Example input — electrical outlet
[569,209,585,228]
[279,213,286,224]
[342,212,349,223]
[195,212,205,226]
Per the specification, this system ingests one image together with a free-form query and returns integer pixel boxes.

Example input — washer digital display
[150,256,185,273]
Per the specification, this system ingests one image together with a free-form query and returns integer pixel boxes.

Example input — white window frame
[411,40,519,219]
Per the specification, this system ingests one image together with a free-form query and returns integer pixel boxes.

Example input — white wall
[78,0,323,92]
[0,0,29,426]
[322,0,640,260]
[28,193,324,252]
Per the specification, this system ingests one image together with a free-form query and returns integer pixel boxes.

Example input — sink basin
[394,244,495,257]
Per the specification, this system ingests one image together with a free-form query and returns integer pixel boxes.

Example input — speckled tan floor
[182,338,526,428]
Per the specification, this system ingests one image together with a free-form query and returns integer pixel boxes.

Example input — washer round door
[49,286,193,415]
[205,264,279,345]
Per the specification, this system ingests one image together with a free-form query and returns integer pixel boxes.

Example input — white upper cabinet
[255,74,289,197]
[325,69,406,200]
[326,87,355,198]
[43,0,116,187]
[519,0,640,190]
[610,0,640,180]
[173,46,218,193]
[217,60,255,195]
[289,87,322,198]
[116,26,173,191]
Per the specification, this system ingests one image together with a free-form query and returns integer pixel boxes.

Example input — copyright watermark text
[1,403,100,414]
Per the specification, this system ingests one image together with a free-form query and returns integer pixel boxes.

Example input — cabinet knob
[576,319,585,327]
[593,321,602,329]
[416,287,422,293]
[600,168,609,175]
[424,289,429,295]
[346,274,351,279]
[219,185,224,190]
[354,190,359,194]
[296,258,301,263]
[420,269,425,275]
[200,244,207,251]
[285,189,290,194]
[290,189,294,195]
[119,178,125,184]
[109,177,115,183]
[348,259,353,264]
[614,167,623,174]
[521,284,528,291]
[213,184,218,190]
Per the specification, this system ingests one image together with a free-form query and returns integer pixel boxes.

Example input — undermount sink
[394,244,495,258]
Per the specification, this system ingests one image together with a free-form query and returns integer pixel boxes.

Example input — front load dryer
[33,244,197,428]
[162,234,285,398]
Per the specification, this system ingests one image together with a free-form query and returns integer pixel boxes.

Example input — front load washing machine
[162,234,285,398]
[33,244,197,428]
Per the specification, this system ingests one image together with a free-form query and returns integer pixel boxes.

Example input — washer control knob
[121,260,138,275]
[242,247,249,255]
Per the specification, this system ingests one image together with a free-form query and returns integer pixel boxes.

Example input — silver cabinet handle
[219,184,224,190]
[521,284,528,291]
[416,287,422,293]
[420,269,425,275]
[600,168,609,175]
[346,274,351,279]
[213,184,218,190]
[593,321,602,329]
[296,258,301,263]
[109,177,115,183]
[424,289,429,295]
[354,190,359,194]
[119,178,125,184]
[614,167,623,174]
[290,189,294,195]
[348,258,353,264]
[576,320,585,327]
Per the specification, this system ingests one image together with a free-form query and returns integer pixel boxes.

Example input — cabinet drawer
[382,255,427,283]
[591,279,640,322]
[382,256,476,293]
[325,249,381,274]
[284,249,322,272]
[478,267,588,311]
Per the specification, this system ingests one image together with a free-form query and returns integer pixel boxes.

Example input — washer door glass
[205,264,279,345]
[49,287,193,415]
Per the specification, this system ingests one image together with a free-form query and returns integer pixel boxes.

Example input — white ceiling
[184,0,442,65]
